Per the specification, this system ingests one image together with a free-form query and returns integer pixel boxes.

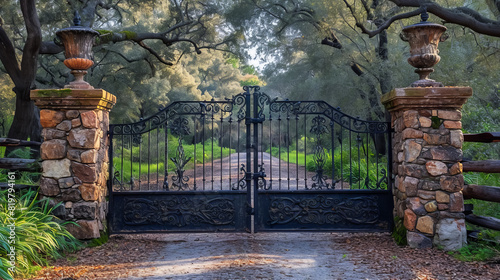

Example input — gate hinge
[246,117,265,124]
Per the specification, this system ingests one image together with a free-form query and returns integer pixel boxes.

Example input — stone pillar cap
[381,87,472,112]
[31,88,116,111]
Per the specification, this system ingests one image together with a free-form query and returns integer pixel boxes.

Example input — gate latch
[253,171,266,179]
[246,117,265,124]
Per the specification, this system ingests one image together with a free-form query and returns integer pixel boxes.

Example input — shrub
[0,189,80,279]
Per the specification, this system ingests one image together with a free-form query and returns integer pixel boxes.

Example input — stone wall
[382,87,472,250]
[31,89,116,239]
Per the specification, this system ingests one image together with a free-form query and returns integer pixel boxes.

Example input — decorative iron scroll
[309,116,333,190]
[110,94,247,135]
[267,100,389,133]
[123,197,235,226]
[364,169,388,190]
[232,164,247,190]
[268,196,380,225]
[169,117,191,190]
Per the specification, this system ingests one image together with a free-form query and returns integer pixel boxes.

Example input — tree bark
[0,1,42,148]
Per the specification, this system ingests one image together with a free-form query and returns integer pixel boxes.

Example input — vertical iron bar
[358,134,361,190]
[164,123,169,190]
[148,130,151,190]
[252,88,260,232]
[120,134,124,189]
[229,116,232,189]
[278,112,282,190]
[194,117,198,191]
[202,116,206,190]
[295,114,299,190]
[130,134,133,190]
[331,122,335,188]
[349,123,353,188]
[340,128,344,189]
[387,126,393,193]
[138,134,142,190]
[220,110,223,190]
[377,133,380,188]
[244,87,252,232]
[287,112,290,190]
[304,115,307,189]
[237,120,240,189]
[366,134,369,190]
[211,109,215,190]
[107,131,114,231]
[269,112,272,189]
[156,127,159,190]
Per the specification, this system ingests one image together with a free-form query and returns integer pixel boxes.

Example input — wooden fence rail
[0,137,41,190]
[463,132,500,143]
[462,132,500,232]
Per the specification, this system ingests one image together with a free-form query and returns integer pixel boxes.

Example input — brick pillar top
[382,87,472,111]
[30,88,116,111]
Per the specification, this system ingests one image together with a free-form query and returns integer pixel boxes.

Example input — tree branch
[0,26,21,85]
[137,41,174,66]
[390,0,500,37]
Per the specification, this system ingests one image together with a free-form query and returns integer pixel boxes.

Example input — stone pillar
[31,89,116,239]
[381,87,472,250]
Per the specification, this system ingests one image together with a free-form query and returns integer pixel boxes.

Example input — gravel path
[34,232,500,280]
[123,233,380,280]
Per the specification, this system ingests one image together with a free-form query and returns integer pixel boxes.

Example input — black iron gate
[108,86,393,234]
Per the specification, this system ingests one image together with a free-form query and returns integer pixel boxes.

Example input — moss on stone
[35,89,72,97]
[431,116,443,129]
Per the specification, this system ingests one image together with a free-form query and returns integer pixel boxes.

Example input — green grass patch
[449,241,498,262]
[455,172,500,261]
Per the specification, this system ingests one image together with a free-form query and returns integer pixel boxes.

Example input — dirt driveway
[33,232,499,280]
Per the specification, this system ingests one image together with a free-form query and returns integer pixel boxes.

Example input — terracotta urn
[400,12,447,87]
[56,11,99,89]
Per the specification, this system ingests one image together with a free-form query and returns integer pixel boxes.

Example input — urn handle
[440,32,449,42]
[399,32,409,42]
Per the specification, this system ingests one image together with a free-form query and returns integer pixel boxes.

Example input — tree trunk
[5,87,41,157]
[1,1,42,157]
[7,88,41,142]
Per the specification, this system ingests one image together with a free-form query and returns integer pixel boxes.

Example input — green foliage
[392,216,407,246]
[86,229,109,248]
[0,189,81,279]
[449,241,498,262]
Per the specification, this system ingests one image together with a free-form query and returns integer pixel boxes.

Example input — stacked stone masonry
[382,87,472,251]
[39,109,109,239]
[31,89,116,239]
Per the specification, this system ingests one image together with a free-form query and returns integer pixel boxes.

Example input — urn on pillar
[400,10,447,87]
[56,11,99,89]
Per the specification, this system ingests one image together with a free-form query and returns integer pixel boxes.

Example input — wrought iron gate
[108,86,393,234]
